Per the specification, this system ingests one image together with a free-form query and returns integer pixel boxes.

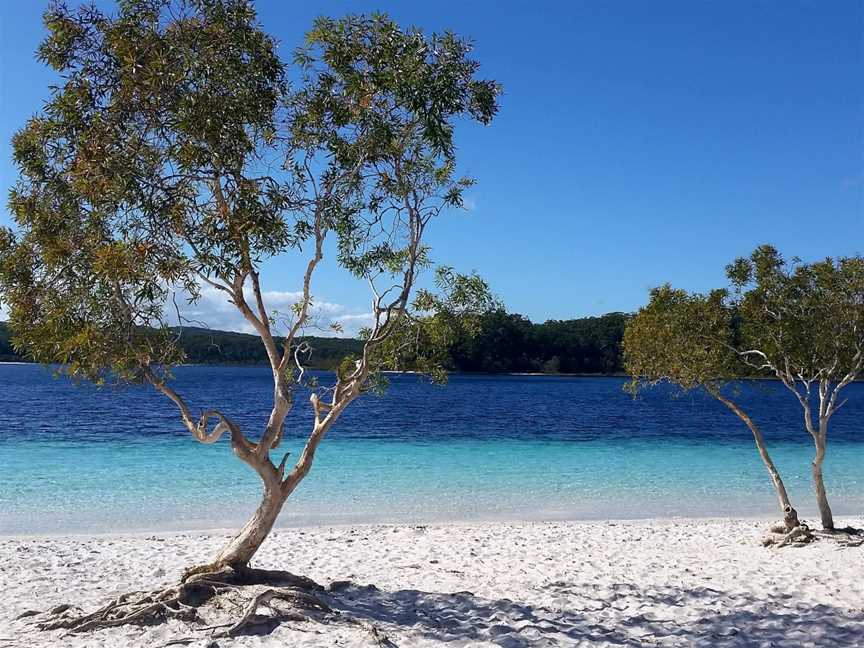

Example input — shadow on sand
[323,580,864,647]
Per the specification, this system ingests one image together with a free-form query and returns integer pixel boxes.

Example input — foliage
[178,328,363,369]
[0,308,633,374]
[364,266,501,383]
[0,0,287,382]
[622,285,742,395]
[727,245,864,388]
[0,321,21,362]
[0,2,501,391]
[623,247,864,398]
[447,311,630,374]
[624,245,864,425]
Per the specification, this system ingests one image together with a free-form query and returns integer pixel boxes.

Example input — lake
[0,364,861,533]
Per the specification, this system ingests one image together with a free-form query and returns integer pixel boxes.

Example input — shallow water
[0,364,861,533]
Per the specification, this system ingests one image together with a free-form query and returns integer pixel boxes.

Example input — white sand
[1,517,862,647]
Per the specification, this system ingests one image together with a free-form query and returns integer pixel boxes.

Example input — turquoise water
[0,365,861,533]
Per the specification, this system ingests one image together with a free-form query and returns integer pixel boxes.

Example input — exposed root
[762,521,815,547]
[814,526,864,547]
[762,522,864,548]
[25,568,398,645]
[28,566,328,636]
[35,584,205,633]
[210,586,332,638]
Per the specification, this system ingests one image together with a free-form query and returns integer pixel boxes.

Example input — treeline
[447,311,629,374]
[0,313,629,374]
[0,322,18,362]
[172,327,364,369]
[0,323,363,370]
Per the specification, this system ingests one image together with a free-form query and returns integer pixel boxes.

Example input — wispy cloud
[167,285,373,337]
[0,284,371,336]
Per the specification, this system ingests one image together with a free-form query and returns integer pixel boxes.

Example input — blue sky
[1,1,862,332]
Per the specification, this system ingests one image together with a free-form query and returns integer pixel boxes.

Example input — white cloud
[167,284,372,337]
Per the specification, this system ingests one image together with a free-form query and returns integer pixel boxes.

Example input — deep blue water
[0,364,861,533]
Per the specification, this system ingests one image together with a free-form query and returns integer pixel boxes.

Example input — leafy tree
[368,265,501,383]
[623,285,801,528]
[727,246,864,531]
[534,313,629,373]
[448,310,536,371]
[0,0,498,631]
[446,311,628,374]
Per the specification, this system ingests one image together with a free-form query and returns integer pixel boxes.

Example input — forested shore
[0,312,628,373]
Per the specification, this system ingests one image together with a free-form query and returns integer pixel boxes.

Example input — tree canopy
[0,1,500,387]
[727,245,864,397]
[622,285,740,393]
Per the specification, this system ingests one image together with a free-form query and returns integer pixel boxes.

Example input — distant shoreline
[0,361,634,378]
[0,364,629,377]
[5,362,861,382]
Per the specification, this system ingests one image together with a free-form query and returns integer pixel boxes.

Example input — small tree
[727,246,864,531]
[0,0,499,632]
[623,285,801,528]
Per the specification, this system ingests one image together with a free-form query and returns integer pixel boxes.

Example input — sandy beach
[1,517,862,647]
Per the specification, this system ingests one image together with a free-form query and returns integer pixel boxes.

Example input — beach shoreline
[2,517,862,647]
[0,512,838,540]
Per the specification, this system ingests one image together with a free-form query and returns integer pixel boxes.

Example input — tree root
[209,586,332,638]
[762,521,864,548]
[813,526,864,547]
[25,566,327,636]
[762,521,816,547]
[23,568,398,646]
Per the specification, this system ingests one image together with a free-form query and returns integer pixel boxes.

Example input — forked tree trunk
[213,485,289,569]
[714,392,798,525]
[812,436,834,531]
[202,394,346,571]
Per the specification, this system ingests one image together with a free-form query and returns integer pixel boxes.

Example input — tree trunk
[714,393,795,518]
[213,484,289,569]
[812,436,834,530]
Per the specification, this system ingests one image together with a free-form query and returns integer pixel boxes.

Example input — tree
[0,0,499,632]
[623,285,802,530]
[444,310,629,374]
[727,246,864,531]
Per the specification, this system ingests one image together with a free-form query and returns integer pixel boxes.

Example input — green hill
[0,322,362,369]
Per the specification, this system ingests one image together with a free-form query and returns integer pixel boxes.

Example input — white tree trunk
[812,435,834,530]
[715,393,797,524]
[213,485,289,568]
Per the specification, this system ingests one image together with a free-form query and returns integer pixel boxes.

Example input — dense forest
[0,312,629,374]
[0,322,17,362]
[449,311,628,374]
